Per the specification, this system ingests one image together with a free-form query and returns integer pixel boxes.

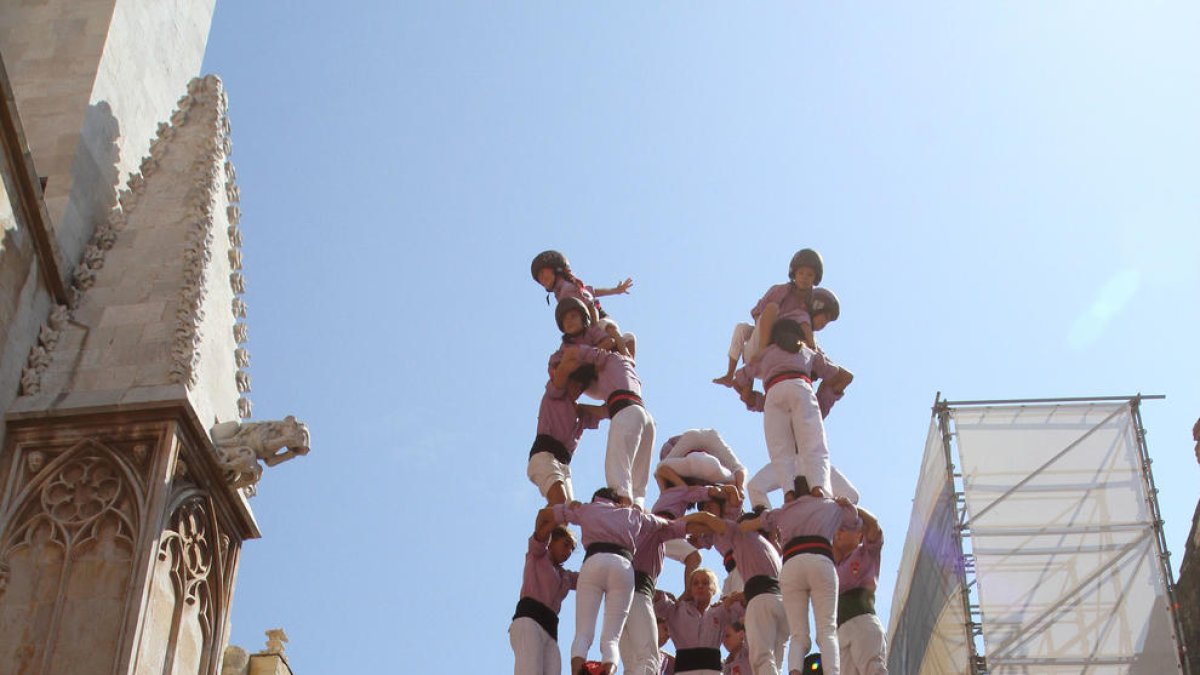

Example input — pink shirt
[723,646,751,675]
[654,595,742,651]
[732,344,839,392]
[553,500,656,551]
[751,283,812,324]
[551,276,598,313]
[536,381,601,453]
[519,535,578,614]
[710,523,782,581]
[762,496,859,544]
[632,518,689,578]
[837,533,883,593]
[576,345,642,400]
[651,485,712,519]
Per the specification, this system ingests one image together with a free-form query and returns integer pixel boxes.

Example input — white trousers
[509,617,560,675]
[763,379,830,500]
[619,591,660,675]
[780,555,840,675]
[747,463,859,510]
[722,566,744,595]
[658,452,734,484]
[573,552,635,664]
[838,613,887,675]
[727,321,763,363]
[744,591,789,675]
[606,404,655,506]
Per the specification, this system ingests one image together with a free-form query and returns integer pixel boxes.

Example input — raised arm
[593,278,633,297]
[535,506,557,542]
[857,505,882,544]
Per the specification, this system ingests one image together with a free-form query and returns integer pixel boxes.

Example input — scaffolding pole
[1129,397,1191,675]
[935,393,987,675]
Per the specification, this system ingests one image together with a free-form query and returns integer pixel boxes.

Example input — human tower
[511,250,887,675]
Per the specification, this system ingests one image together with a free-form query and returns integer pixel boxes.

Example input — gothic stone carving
[209,417,310,490]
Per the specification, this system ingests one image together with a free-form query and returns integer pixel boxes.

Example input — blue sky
[201,3,1200,671]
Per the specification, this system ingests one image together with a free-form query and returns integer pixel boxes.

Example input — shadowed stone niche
[0,405,258,675]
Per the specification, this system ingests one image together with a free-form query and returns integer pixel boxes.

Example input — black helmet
[531,250,570,281]
[810,287,840,322]
[788,248,824,285]
[555,297,591,334]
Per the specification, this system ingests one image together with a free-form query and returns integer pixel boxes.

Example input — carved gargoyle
[210,416,310,490]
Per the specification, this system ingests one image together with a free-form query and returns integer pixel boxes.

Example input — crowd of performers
[512,249,887,675]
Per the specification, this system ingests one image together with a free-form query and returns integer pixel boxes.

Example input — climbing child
[532,249,636,355]
[714,248,825,386]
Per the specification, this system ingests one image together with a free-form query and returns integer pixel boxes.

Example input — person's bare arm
[738,514,766,533]
[535,506,557,542]
[605,323,630,357]
[656,464,686,490]
[551,347,582,389]
[593,278,633,297]
[825,366,854,395]
[857,506,882,544]
[682,511,727,535]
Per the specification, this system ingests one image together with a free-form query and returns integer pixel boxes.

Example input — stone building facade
[0,3,305,673]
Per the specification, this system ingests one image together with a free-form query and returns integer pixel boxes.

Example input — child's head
[532,250,570,291]
[810,287,840,331]
[555,298,591,336]
[592,487,621,504]
[656,613,670,648]
[688,567,719,606]
[788,248,824,288]
[549,525,577,564]
[770,319,805,353]
[722,620,746,653]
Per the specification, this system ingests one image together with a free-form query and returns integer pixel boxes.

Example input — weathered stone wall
[0,61,62,458]
[0,0,216,270]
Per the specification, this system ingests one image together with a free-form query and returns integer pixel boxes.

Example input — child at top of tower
[533,250,637,357]
[731,318,853,503]
[713,249,832,387]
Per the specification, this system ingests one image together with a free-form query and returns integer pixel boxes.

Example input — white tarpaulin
[952,402,1182,674]
[886,418,971,675]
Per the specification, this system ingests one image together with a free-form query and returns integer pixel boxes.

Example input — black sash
[837,587,877,626]
[584,542,633,563]
[781,535,834,563]
[674,647,722,672]
[722,549,737,572]
[606,389,644,418]
[513,596,559,641]
[743,574,781,604]
[633,571,655,598]
[529,434,572,465]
